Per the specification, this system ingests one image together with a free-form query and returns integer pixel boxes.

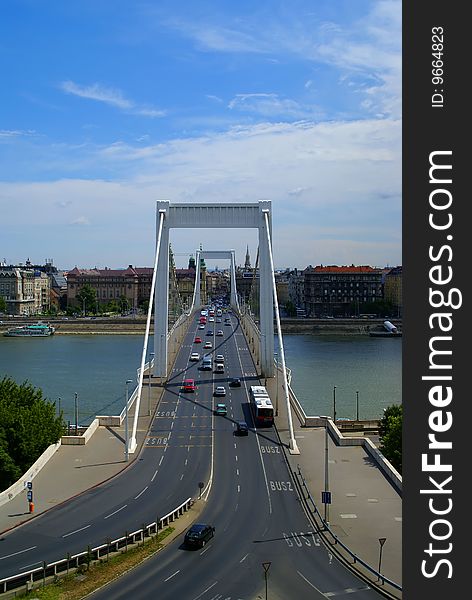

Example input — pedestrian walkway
[0,374,163,535]
[265,375,402,591]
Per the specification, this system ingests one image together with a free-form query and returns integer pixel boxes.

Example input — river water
[0,333,401,424]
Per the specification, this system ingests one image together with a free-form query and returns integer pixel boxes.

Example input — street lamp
[333,385,337,423]
[124,379,132,462]
[378,537,387,581]
[74,392,78,435]
[356,390,359,422]
[324,419,330,524]
[274,352,279,416]
[148,352,155,416]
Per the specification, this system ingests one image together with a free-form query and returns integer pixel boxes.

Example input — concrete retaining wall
[288,385,402,493]
[61,418,100,445]
[0,442,61,507]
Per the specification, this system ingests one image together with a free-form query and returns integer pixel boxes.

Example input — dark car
[184,523,215,548]
[229,378,241,387]
[236,421,248,436]
[207,330,213,336]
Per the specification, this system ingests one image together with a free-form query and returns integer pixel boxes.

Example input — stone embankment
[0,317,402,335]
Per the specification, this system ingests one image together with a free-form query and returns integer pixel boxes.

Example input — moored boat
[3,322,56,337]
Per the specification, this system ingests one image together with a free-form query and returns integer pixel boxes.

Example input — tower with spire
[244,245,251,270]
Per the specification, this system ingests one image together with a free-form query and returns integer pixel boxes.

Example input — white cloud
[60,81,165,118]
[228,93,321,119]
[0,117,401,269]
[0,129,37,138]
[70,216,90,226]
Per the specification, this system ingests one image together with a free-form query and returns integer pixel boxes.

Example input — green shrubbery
[0,377,65,491]
[379,404,402,473]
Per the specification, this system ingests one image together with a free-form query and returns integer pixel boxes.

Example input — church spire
[244,245,251,270]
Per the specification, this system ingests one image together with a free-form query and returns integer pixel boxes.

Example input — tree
[0,296,7,313]
[284,301,297,317]
[0,377,66,491]
[76,284,98,315]
[379,404,402,473]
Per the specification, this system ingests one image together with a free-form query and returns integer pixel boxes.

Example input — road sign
[27,490,33,502]
[322,491,332,504]
[27,481,33,490]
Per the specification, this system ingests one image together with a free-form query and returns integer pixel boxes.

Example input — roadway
[0,311,386,599]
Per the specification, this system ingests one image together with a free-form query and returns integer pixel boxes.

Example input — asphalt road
[1,311,386,599]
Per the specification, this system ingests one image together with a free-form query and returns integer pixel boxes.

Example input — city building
[303,265,384,317]
[0,260,51,315]
[384,266,403,317]
[67,265,153,312]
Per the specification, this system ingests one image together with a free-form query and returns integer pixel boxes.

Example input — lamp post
[333,385,337,423]
[148,352,155,416]
[356,390,359,422]
[125,379,132,462]
[82,297,86,317]
[274,352,279,416]
[74,392,78,435]
[378,537,387,581]
[324,419,330,524]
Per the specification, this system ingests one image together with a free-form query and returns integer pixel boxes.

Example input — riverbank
[0,317,402,335]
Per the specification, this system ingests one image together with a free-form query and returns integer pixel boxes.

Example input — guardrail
[294,467,402,598]
[0,497,193,596]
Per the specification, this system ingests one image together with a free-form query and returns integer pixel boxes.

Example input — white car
[190,352,200,361]
[214,386,226,396]
[198,324,205,329]
[203,341,212,349]
[216,330,224,336]
[215,354,224,363]
[208,317,215,322]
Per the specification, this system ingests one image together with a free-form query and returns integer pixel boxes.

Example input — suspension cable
[262,210,299,454]
[129,209,165,452]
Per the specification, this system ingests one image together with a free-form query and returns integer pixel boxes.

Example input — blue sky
[0,0,401,270]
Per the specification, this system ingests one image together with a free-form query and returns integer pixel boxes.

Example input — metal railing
[0,497,193,596]
[295,467,402,597]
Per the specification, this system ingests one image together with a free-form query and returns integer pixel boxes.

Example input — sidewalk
[0,374,163,535]
[266,375,402,589]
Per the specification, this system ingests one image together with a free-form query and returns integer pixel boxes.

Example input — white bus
[249,386,274,426]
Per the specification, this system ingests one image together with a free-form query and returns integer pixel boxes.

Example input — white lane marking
[297,571,326,595]
[164,570,180,582]
[159,456,164,466]
[151,469,158,482]
[325,586,371,597]
[0,546,37,561]
[240,553,249,563]
[237,485,240,492]
[62,524,91,538]
[19,561,42,570]
[233,326,272,515]
[236,468,239,476]
[192,581,217,600]
[180,474,184,480]
[104,505,127,519]
[134,486,149,500]
[235,455,238,462]
[185,458,188,465]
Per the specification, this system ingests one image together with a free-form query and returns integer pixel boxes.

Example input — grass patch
[22,527,175,600]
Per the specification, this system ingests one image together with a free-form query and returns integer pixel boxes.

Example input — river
[0,333,401,424]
